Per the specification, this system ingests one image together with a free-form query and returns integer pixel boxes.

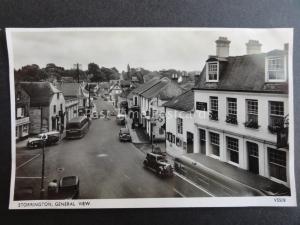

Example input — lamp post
[40,134,46,199]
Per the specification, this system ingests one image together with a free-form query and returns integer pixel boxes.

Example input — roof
[140,78,184,101]
[131,77,161,95]
[20,82,61,107]
[56,82,82,97]
[163,90,194,112]
[119,89,131,98]
[194,51,288,94]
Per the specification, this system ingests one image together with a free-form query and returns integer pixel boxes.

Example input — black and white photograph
[6,28,296,209]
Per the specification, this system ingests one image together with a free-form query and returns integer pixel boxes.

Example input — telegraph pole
[73,63,81,83]
[40,135,46,199]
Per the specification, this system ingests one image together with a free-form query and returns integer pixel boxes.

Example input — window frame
[206,62,219,82]
[209,132,220,157]
[176,117,183,134]
[209,96,218,121]
[266,56,287,82]
[226,136,239,164]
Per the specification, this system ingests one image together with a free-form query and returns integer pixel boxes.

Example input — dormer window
[206,62,219,82]
[266,56,286,82]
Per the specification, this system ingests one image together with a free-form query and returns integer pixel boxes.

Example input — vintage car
[58,176,80,199]
[119,128,131,142]
[143,153,173,177]
[116,114,126,125]
[27,131,60,149]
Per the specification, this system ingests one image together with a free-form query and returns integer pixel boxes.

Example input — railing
[244,120,259,129]
[209,111,218,121]
[268,116,284,133]
[226,114,238,125]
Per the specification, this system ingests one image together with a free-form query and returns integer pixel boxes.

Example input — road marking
[16,176,47,179]
[174,172,214,197]
[173,188,185,197]
[97,153,108,158]
[16,154,40,170]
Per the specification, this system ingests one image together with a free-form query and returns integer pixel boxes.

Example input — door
[247,142,259,174]
[186,132,194,153]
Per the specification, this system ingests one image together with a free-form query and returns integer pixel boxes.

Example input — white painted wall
[193,90,289,144]
[165,108,194,156]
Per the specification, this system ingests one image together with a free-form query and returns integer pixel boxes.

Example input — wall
[165,108,194,156]
[193,90,289,144]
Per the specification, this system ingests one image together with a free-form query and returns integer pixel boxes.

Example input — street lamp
[40,134,47,199]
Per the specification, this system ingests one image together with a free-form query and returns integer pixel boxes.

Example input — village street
[14,97,181,200]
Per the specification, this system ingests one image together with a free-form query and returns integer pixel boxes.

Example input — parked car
[116,114,126,125]
[58,176,80,199]
[143,153,173,177]
[27,131,60,149]
[119,128,131,142]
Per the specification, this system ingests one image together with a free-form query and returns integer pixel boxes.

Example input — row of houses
[125,37,290,187]
[15,81,95,140]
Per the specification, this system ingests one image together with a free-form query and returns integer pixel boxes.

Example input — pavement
[182,153,291,196]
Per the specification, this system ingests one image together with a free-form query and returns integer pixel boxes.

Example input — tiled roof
[141,78,184,101]
[20,82,61,107]
[163,90,194,112]
[56,82,81,97]
[194,51,288,94]
[131,77,161,95]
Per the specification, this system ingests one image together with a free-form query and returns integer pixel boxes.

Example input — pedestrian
[48,179,58,194]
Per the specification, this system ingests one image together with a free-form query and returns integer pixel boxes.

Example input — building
[131,77,184,141]
[109,82,122,107]
[20,82,66,135]
[15,83,30,141]
[56,82,89,119]
[192,37,290,187]
[164,90,195,156]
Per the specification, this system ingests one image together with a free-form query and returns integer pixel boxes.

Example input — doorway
[247,141,259,174]
[186,132,194,153]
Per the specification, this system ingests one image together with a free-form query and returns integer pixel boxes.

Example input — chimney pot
[215,37,231,58]
[246,40,262,54]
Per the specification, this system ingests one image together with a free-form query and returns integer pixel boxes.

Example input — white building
[132,77,184,141]
[192,37,290,187]
[164,90,195,156]
[20,82,66,135]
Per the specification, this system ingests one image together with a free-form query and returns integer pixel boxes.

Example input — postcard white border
[6,27,297,209]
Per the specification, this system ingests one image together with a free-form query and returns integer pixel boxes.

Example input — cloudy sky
[9,28,292,72]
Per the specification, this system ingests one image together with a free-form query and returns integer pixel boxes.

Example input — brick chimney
[215,37,231,58]
[246,40,262,54]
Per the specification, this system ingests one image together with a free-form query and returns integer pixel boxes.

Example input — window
[269,101,284,133]
[23,124,29,133]
[268,148,287,182]
[57,93,60,99]
[209,97,218,121]
[267,57,285,81]
[134,97,138,106]
[245,100,259,128]
[53,105,56,114]
[177,118,183,134]
[227,137,239,164]
[210,132,220,156]
[207,62,218,81]
[200,129,206,141]
[226,98,237,124]
[60,103,63,111]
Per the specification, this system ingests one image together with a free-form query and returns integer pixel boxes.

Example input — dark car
[58,176,80,199]
[119,128,131,142]
[27,131,60,149]
[143,153,173,177]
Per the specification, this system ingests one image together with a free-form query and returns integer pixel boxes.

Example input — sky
[9,28,293,72]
